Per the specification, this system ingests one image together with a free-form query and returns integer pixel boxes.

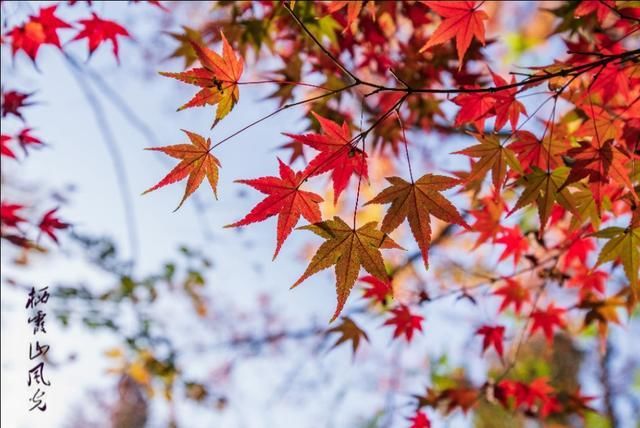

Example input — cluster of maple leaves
[1,2,163,249]
[142,1,639,424]
[5,5,130,63]
[2,0,639,426]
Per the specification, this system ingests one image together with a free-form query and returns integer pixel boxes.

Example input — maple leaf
[7,6,71,62]
[467,194,505,248]
[16,128,44,155]
[326,316,369,355]
[278,140,306,165]
[570,184,601,231]
[451,90,496,131]
[568,266,607,298]
[1,135,15,159]
[493,278,530,315]
[160,32,244,128]
[593,226,640,297]
[143,130,221,211]
[560,230,595,269]
[326,1,363,33]
[561,139,636,209]
[419,1,488,65]
[1,90,35,120]
[579,293,625,340]
[525,378,559,417]
[1,202,27,228]
[490,71,527,132]
[8,19,47,61]
[35,6,73,48]
[495,226,529,265]
[166,26,204,68]
[413,387,441,409]
[496,378,557,414]
[529,303,566,343]
[365,174,467,269]
[226,158,323,259]
[510,166,579,234]
[408,411,431,428]
[507,130,565,172]
[38,208,69,243]
[453,133,522,190]
[440,387,478,414]
[360,275,393,304]
[292,216,401,321]
[475,324,505,357]
[71,13,130,61]
[284,112,367,204]
[384,304,424,341]
[574,105,621,144]
[495,379,528,409]
[588,62,632,104]
[574,0,615,24]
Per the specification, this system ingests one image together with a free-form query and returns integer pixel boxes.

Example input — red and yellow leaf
[160,32,244,127]
[143,130,220,211]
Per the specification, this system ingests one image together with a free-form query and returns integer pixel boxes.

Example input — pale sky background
[1,2,639,428]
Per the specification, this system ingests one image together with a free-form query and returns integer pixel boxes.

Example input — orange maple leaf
[143,130,221,211]
[365,174,468,269]
[160,32,244,128]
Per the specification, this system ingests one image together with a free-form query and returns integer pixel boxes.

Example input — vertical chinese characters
[26,286,51,412]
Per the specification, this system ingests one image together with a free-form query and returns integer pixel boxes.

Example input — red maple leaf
[475,324,505,357]
[7,5,71,62]
[495,377,559,416]
[526,378,561,417]
[38,208,69,243]
[493,278,530,315]
[1,202,27,228]
[490,71,527,132]
[560,230,595,269]
[1,90,35,120]
[507,130,564,172]
[452,89,495,131]
[360,275,393,304]
[419,1,488,65]
[226,159,323,259]
[495,379,528,409]
[495,226,529,265]
[574,0,615,24]
[384,304,424,342]
[71,13,130,61]
[568,266,607,297]
[530,304,566,343]
[1,135,15,159]
[467,194,505,248]
[408,411,431,428]
[284,112,368,204]
[16,128,45,155]
[562,138,636,209]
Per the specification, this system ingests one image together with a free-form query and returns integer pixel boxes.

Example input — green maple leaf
[510,166,578,233]
[594,226,640,297]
